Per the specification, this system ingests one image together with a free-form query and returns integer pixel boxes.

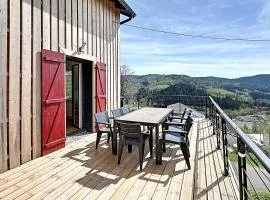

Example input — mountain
[124,74,270,101]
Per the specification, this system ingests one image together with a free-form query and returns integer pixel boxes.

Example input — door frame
[61,48,97,132]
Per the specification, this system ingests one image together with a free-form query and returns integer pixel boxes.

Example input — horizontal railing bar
[209,96,270,174]
[121,95,208,98]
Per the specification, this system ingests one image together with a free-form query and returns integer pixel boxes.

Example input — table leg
[128,145,132,153]
[112,120,117,155]
[155,125,162,164]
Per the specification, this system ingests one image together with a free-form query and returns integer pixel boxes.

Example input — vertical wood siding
[0,0,120,172]
[0,0,8,173]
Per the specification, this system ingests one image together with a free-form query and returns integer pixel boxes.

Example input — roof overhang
[112,0,136,19]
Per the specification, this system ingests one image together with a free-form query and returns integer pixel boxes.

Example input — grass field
[207,87,235,97]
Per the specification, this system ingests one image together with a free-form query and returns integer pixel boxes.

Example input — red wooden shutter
[96,62,106,112]
[41,49,66,156]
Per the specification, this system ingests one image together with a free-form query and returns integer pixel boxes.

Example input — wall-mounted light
[78,42,87,53]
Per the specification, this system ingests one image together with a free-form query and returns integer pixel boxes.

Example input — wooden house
[0,0,135,172]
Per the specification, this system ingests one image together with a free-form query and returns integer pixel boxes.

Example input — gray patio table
[112,107,173,164]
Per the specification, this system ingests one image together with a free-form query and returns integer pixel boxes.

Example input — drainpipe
[120,16,132,25]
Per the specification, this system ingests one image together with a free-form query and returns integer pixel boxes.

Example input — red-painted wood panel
[41,49,66,156]
[96,62,106,112]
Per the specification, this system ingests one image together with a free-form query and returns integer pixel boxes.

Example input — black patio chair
[169,108,187,122]
[121,105,131,115]
[94,111,113,149]
[117,122,153,171]
[111,108,124,118]
[161,115,193,169]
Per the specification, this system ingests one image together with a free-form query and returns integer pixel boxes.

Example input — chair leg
[162,124,166,153]
[107,133,111,143]
[139,143,144,171]
[96,132,102,149]
[162,135,166,153]
[149,130,153,157]
[128,145,132,153]
[118,139,124,165]
[180,143,191,169]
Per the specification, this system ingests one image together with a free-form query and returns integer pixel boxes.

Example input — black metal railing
[121,94,270,200]
[209,96,270,200]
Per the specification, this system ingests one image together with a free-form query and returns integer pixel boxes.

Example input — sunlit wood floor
[0,118,237,200]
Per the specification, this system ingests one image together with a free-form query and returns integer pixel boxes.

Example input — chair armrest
[165,122,186,126]
[163,130,188,134]
[142,129,150,134]
[95,122,112,127]
[169,116,187,120]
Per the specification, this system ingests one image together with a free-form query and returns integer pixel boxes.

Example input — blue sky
[120,0,270,78]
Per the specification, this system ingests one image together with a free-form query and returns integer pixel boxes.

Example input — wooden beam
[115,8,120,108]
[96,0,100,60]
[78,0,83,50]
[72,0,78,51]
[51,0,59,51]
[21,0,32,164]
[9,0,21,169]
[83,0,88,53]
[59,0,66,49]
[87,0,93,56]
[92,0,97,57]
[42,0,50,49]
[0,0,8,172]
[66,0,72,50]
[32,0,42,159]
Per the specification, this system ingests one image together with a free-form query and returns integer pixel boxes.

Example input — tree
[120,65,134,96]
[252,121,258,134]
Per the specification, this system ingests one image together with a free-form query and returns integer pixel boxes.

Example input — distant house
[0,0,135,173]
[236,115,265,123]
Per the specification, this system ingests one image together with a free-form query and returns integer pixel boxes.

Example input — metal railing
[121,94,270,200]
[209,96,270,200]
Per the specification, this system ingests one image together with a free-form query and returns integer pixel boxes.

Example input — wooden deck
[0,118,238,200]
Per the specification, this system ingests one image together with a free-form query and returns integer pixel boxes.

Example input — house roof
[113,0,136,18]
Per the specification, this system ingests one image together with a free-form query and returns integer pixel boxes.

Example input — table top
[115,107,173,125]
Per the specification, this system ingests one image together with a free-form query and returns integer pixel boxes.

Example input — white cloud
[121,0,270,78]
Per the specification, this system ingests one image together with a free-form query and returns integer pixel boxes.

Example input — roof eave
[113,0,136,18]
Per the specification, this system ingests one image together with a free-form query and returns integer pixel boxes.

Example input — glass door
[72,64,80,128]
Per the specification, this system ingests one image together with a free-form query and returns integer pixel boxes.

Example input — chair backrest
[95,111,109,124]
[185,116,193,134]
[111,108,124,118]
[117,122,141,137]
[180,108,187,122]
[121,105,131,115]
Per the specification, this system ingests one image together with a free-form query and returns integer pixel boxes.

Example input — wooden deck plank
[55,148,118,199]
[82,148,144,199]
[0,136,95,181]
[41,143,112,200]
[95,152,140,200]
[33,142,112,200]
[208,125,230,200]
[180,120,199,200]
[204,121,221,200]
[137,145,173,199]
[7,138,109,200]
[150,147,178,200]
[0,120,238,200]
[195,119,207,200]
[109,151,156,200]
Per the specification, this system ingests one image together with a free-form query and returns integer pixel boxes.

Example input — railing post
[120,97,124,107]
[221,118,229,176]
[212,103,215,135]
[216,113,220,149]
[205,97,208,118]
[137,96,140,109]
[237,138,248,200]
